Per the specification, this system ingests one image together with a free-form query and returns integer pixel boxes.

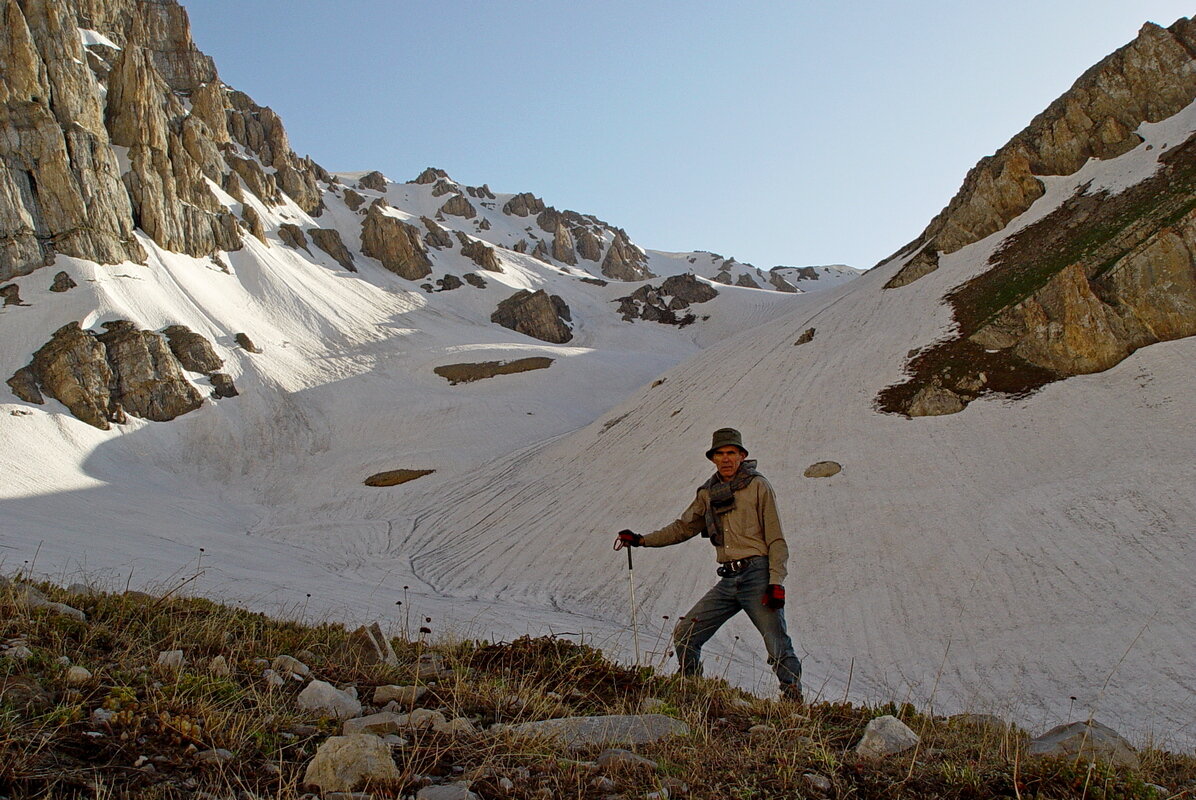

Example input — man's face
[710,446,746,480]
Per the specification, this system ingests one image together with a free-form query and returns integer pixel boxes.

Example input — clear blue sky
[187,2,1193,270]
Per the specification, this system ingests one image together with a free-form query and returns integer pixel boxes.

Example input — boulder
[660,273,717,307]
[24,322,115,428]
[436,274,463,292]
[430,179,455,197]
[459,237,502,272]
[342,711,408,737]
[310,228,357,271]
[1,284,24,306]
[7,366,42,404]
[854,715,919,758]
[234,332,260,353]
[298,680,362,720]
[373,684,427,706]
[162,325,223,374]
[347,622,399,667]
[240,206,267,243]
[576,229,603,261]
[491,290,573,344]
[735,272,762,289]
[272,654,310,678]
[463,273,487,289]
[1028,720,1139,768]
[49,271,77,292]
[508,714,689,749]
[208,372,237,397]
[795,327,816,345]
[412,167,448,185]
[360,201,432,280]
[302,734,400,792]
[342,189,366,211]
[531,240,550,263]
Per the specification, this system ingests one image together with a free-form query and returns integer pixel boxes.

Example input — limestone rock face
[96,320,204,422]
[0,0,144,280]
[310,228,356,271]
[502,192,546,217]
[887,17,1196,280]
[10,319,223,428]
[439,193,476,219]
[360,201,432,280]
[602,231,654,281]
[491,290,573,343]
[239,205,266,243]
[552,222,577,265]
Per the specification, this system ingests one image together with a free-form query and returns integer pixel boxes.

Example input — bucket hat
[705,427,748,459]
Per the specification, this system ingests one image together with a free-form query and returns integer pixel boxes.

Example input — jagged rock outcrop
[885,17,1196,285]
[430,179,454,197]
[309,228,356,271]
[552,222,577,265]
[239,205,266,243]
[341,188,365,211]
[880,126,1196,417]
[502,192,545,217]
[602,230,653,281]
[439,194,476,219]
[49,270,76,292]
[411,167,447,185]
[735,272,762,289]
[421,217,453,249]
[491,290,573,343]
[162,325,222,373]
[531,240,550,263]
[465,184,495,199]
[356,171,387,191]
[576,229,602,261]
[224,89,324,215]
[455,233,501,272]
[1,283,24,306]
[616,274,715,325]
[360,200,431,280]
[95,320,204,421]
[277,223,309,252]
[463,273,486,289]
[10,319,213,428]
[768,271,799,293]
[1,0,145,280]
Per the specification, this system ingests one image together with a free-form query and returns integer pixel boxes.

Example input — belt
[716,555,763,576]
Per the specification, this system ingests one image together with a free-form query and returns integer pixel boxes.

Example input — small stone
[803,773,832,792]
[194,748,234,764]
[434,717,476,735]
[343,711,407,737]
[272,654,311,678]
[65,666,92,685]
[325,793,373,800]
[591,776,617,791]
[748,724,776,737]
[1028,720,1139,768]
[498,776,515,792]
[264,669,286,689]
[855,715,920,758]
[298,680,362,720]
[208,655,231,677]
[373,684,427,706]
[638,697,668,713]
[8,645,33,660]
[157,650,185,671]
[382,734,407,746]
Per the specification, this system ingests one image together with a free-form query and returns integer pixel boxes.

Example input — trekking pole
[614,538,642,665]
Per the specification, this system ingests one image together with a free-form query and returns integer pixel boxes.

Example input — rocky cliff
[879,17,1196,416]
[0,0,329,281]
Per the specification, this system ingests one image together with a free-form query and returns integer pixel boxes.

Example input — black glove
[615,529,643,548]
[762,584,785,609]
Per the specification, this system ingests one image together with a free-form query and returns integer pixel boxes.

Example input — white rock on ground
[272,654,311,678]
[156,650,184,671]
[298,679,362,720]
[1028,720,1140,768]
[415,783,480,800]
[303,734,400,792]
[64,665,92,685]
[373,684,427,705]
[208,655,231,677]
[854,715,920,758]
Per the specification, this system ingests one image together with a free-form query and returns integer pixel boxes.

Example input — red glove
[615,529,642,548]
[763,584,785,609]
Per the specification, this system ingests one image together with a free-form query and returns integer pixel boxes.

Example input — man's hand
[614,529,643,549]
[762,584,785,609]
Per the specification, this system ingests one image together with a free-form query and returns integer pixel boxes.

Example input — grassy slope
[2,578,1193,799]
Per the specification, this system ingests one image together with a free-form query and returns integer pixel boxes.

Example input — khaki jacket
[640,475,789,585]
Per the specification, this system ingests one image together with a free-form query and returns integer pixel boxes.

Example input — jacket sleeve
[640,490,707,547]
[758,478,789,585]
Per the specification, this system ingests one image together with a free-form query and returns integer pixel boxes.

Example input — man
[615,427,803,701]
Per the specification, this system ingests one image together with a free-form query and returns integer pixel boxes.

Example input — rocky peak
[885,17,1196,286]
[411,167,448,185]
[602,230,654,281]
[357,171,387,192]
[502,192,546,217]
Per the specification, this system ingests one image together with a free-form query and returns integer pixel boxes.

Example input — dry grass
[1,577,1193,799]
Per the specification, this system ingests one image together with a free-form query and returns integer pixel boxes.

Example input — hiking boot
[780,683,804,704]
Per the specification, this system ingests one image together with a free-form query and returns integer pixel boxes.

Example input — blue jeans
[672,557,802,690]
